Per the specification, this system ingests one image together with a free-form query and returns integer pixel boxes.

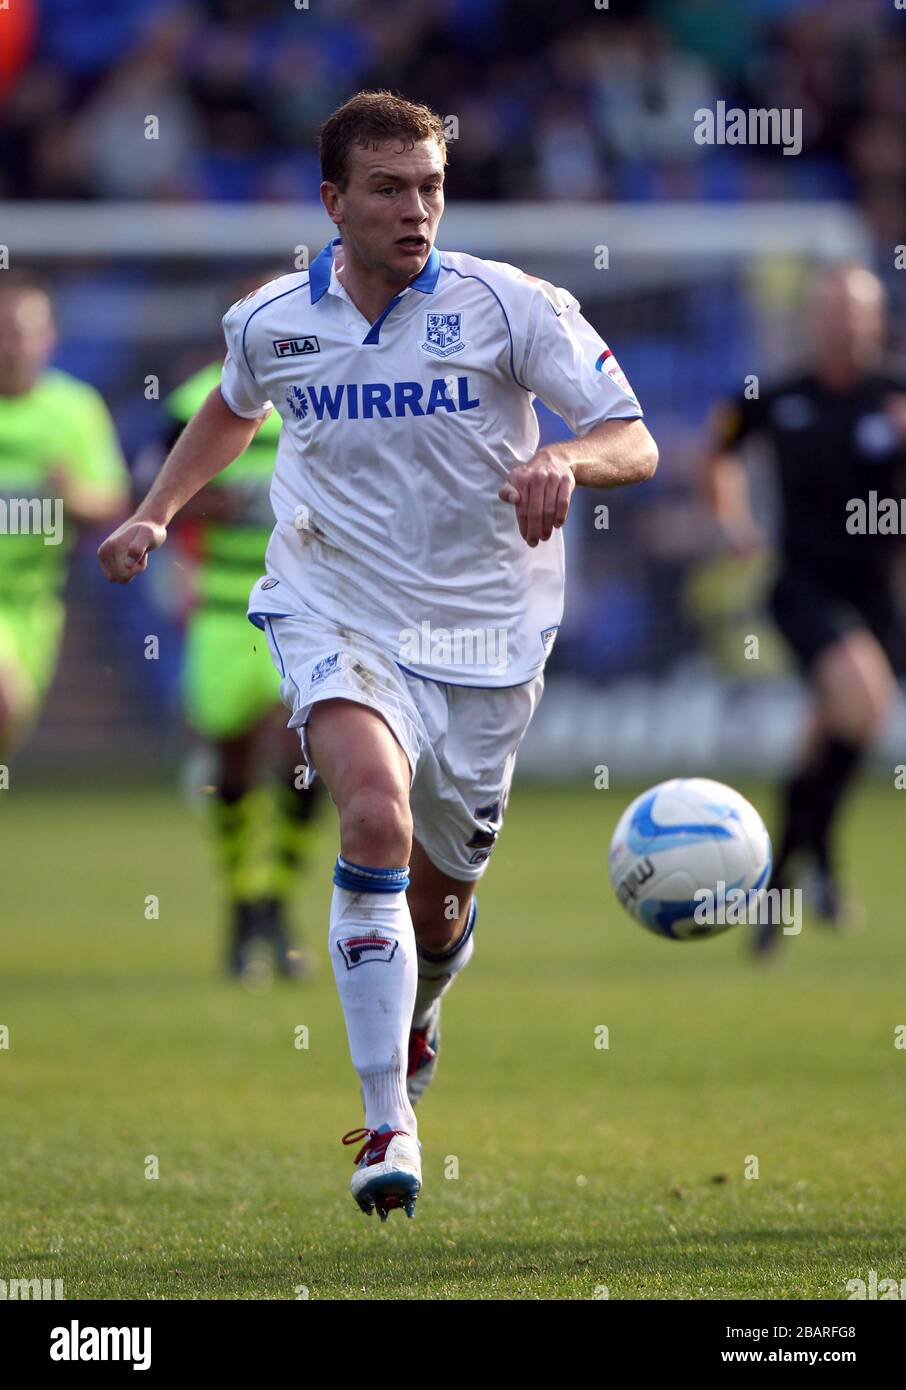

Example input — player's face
[812,270,885,369]
[0,290,56,393]
[323,138,445,284]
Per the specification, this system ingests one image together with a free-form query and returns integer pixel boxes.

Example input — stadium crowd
[1,0,904,243]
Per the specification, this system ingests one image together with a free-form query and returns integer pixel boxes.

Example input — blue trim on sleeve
[333,856,410,894]
[581,412,644,432]
[238,276,312,382]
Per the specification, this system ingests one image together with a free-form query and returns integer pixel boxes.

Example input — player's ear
[320,182,343,226]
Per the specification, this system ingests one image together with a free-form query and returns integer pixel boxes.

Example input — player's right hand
[97,518,167,583]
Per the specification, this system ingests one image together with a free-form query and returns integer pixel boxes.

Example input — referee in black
[705,263,905,951]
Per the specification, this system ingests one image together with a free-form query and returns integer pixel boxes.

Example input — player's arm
[499,417,658,547]
[501,278,657,546]
[98,387,269,583]
[178,479,241,523]
[135,423,240,527]
[701,400,766,554]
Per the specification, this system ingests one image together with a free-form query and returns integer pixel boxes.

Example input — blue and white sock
[412,899,477,1031]
[329,856,417,1135]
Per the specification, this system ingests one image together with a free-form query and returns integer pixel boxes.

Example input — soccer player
[705,264,906,952]
[154,342,322,979]
[98,91,658,1219]
[0,270,128,758]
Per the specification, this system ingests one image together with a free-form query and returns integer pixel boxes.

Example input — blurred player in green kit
[154,290,322,980]
[0,271,128,757]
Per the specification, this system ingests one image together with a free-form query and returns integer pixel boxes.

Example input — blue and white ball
[608,778,772,940]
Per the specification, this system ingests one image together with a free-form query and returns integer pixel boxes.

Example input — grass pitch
[2,778,904,1300]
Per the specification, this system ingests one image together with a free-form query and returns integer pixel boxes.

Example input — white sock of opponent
[329,856,417,1136]
[412,899,477,1030]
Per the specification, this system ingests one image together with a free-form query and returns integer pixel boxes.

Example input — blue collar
[410,244,442,293]
[309,237,441,304]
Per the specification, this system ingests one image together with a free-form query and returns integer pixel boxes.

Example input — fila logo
[273,336,320,357]
[337,935,398,969]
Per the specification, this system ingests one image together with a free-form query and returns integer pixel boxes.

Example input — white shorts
[261,609,544,882]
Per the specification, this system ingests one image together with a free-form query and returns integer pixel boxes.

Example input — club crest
[421,312,468,358]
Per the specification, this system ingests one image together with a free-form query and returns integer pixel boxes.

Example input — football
[609,778,772,940]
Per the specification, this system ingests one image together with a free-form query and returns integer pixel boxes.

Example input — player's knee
[410,909,463,953]
[340,782,413,867]
[820,634,895,740]
[850,637,898,730]
[409,892,472,953]
[816,643,870,739]
[864,664,897,733]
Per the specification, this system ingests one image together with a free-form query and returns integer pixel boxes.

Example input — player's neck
[334,247,415,327]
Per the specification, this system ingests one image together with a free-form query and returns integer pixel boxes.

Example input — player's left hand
[499,450,575,547]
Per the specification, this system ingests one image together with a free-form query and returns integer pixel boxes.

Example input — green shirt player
[0,271,128,756]
[157,353,322,979]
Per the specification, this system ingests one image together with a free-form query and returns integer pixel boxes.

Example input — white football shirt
[221,238,643,687]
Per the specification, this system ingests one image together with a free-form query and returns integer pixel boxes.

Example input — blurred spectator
[589,21,716,167]
[34,0,165,77]
[73,11,202,198]
[534,94,605,201]
[0,0,899,222]
[0,0,36,103]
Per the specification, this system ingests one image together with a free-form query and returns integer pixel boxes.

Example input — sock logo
[338,934,398,969]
